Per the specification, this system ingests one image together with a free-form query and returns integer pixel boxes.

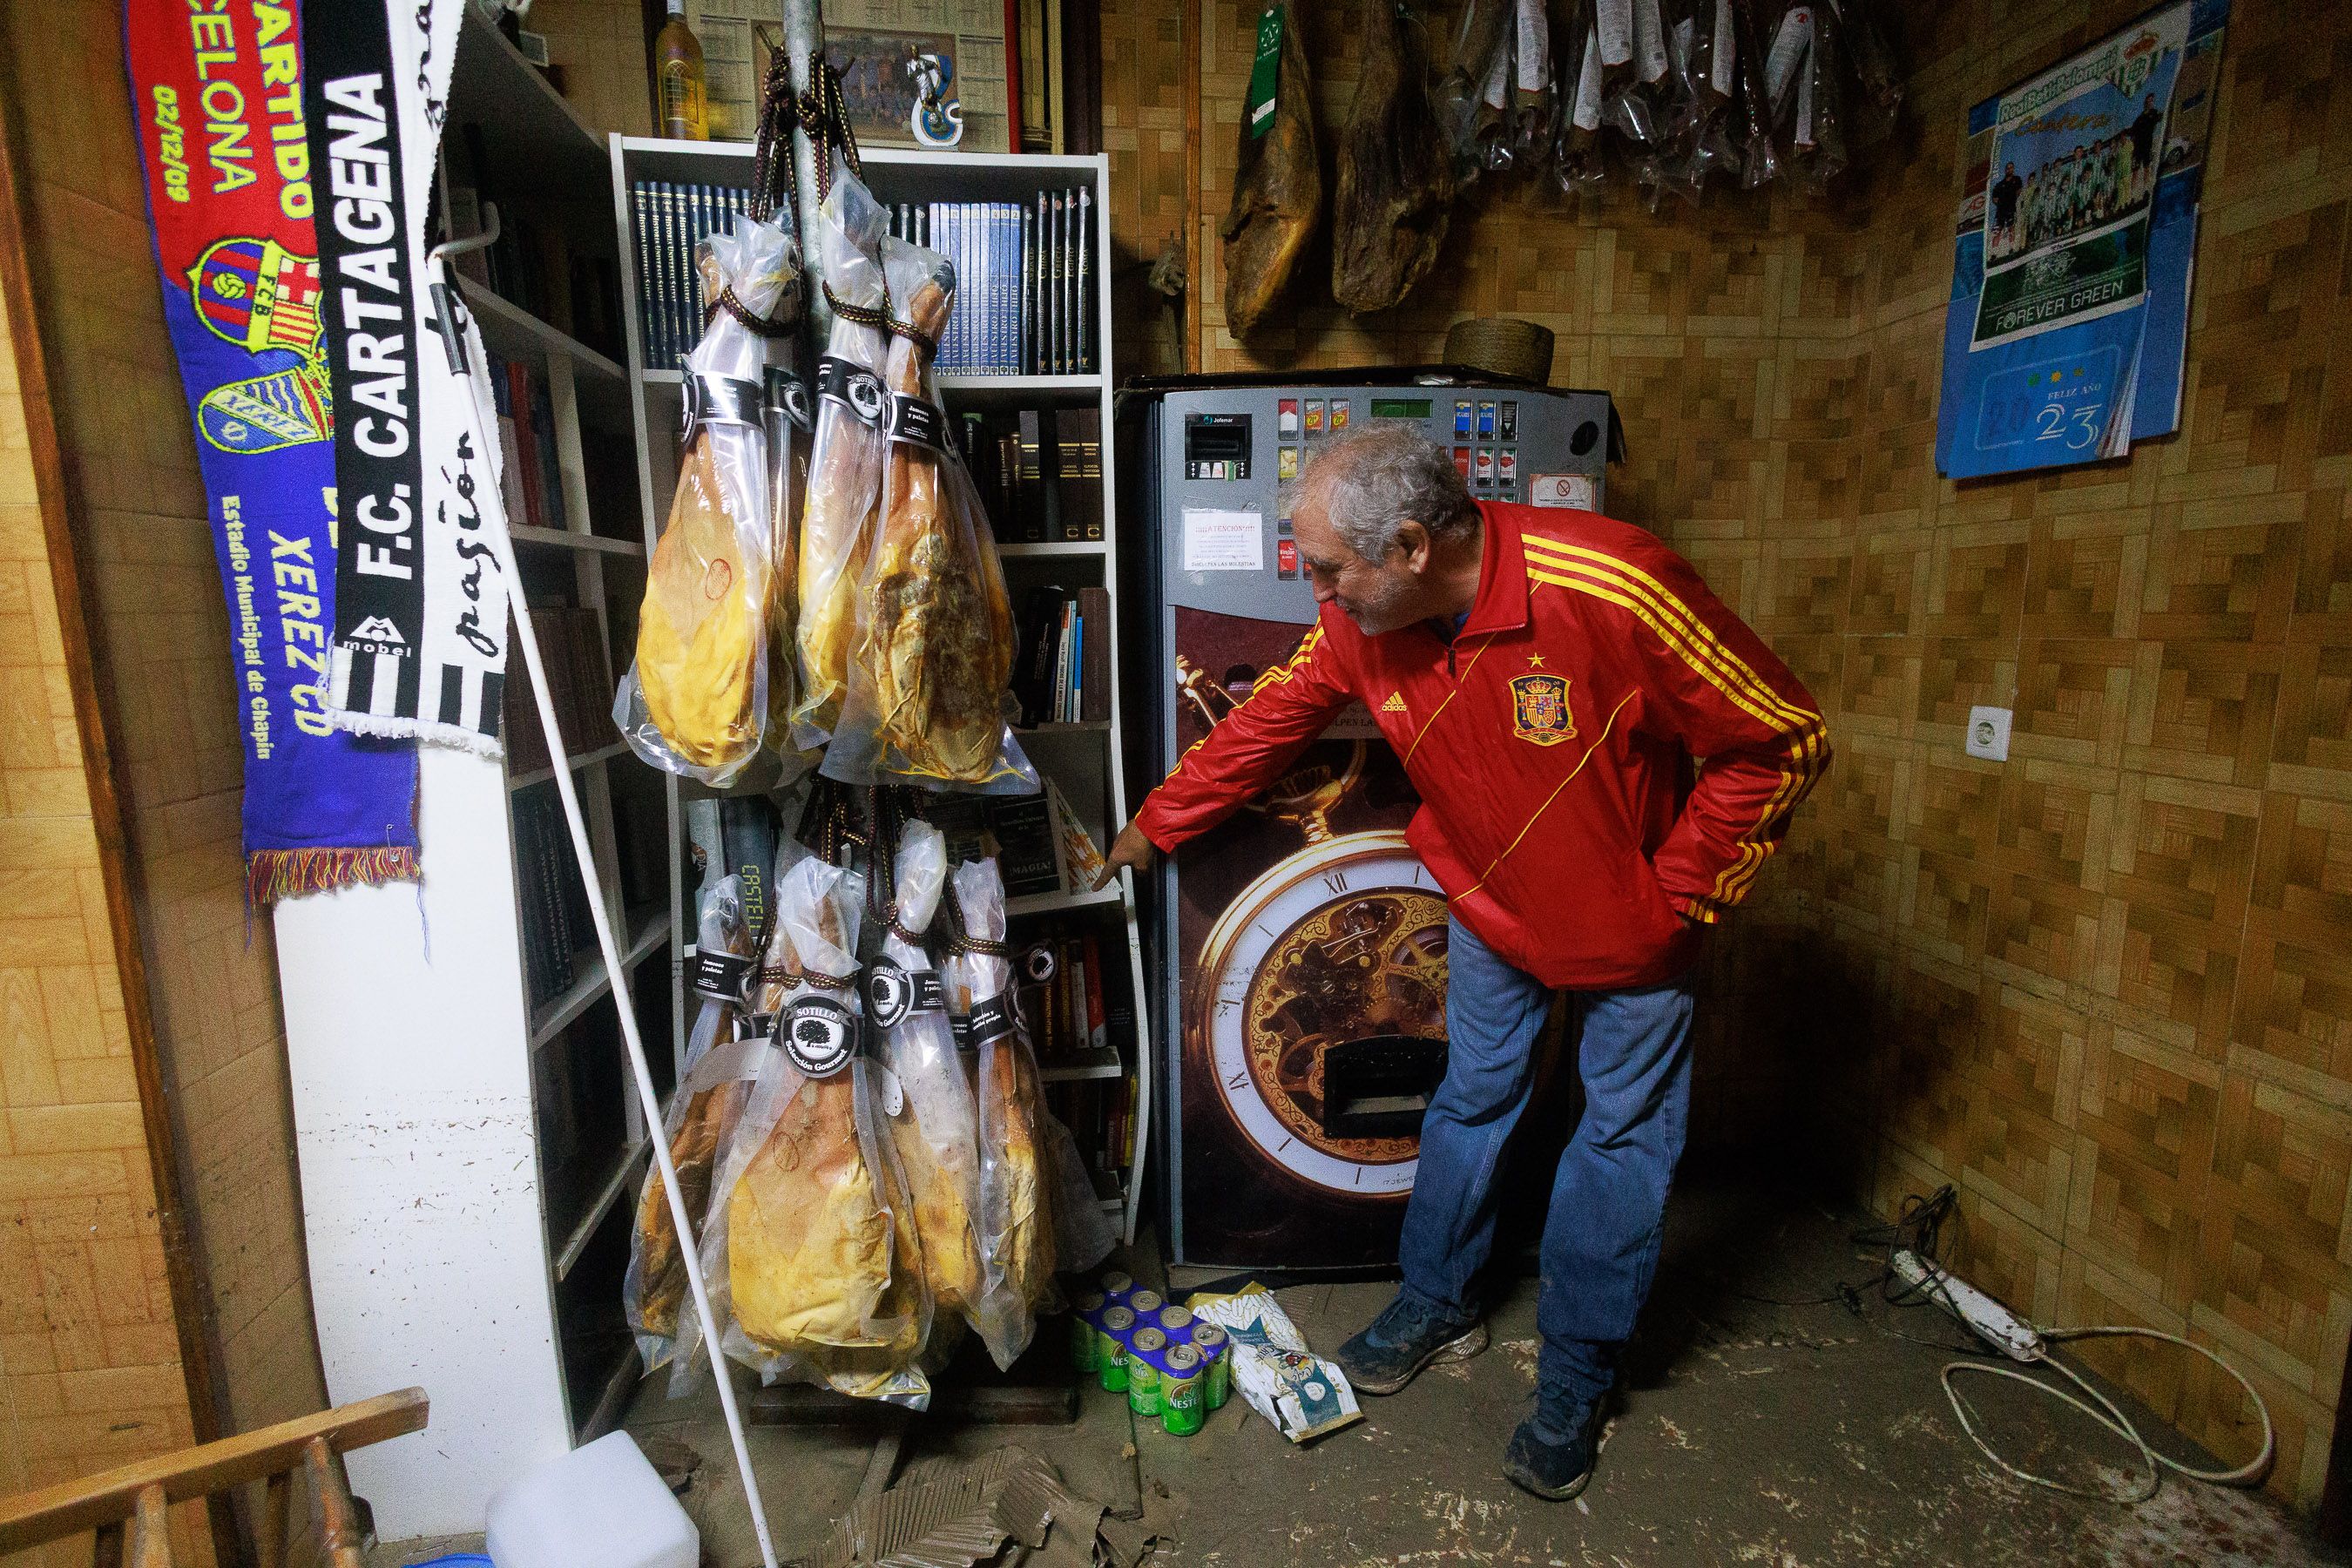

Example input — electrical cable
[1849,1186,2274,1503]
[1937,1325,2274,1504]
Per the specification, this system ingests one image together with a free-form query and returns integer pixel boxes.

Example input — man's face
[1292,498,1421,636]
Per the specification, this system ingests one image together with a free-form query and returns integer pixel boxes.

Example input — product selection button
[1474,449,1495,486]
[1278,446,1299,479]
[1499,400,1519,440]
[1477,401,1497,438]
[1277,539,1299,578]
[1304,399,1325,435]
[1455,401,1474,437]
[1452,444,1471,476]
[1329,400,1350,432]
[1278,397,1299,436]
[1498,448,1517,482]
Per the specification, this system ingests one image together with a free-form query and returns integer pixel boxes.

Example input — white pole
[452,267,782,1568]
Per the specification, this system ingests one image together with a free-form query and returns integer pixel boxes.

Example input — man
[1094,429,1827,1501]
[1990,161,2024,254]
[2126,94,2164,202]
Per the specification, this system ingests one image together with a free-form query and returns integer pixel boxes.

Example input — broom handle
[457,269,781,1568]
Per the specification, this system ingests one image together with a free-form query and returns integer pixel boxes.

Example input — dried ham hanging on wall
[1223,1,1322,337]
[1333,0,1456,315]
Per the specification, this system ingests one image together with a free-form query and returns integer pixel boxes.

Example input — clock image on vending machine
[1167,611,1450,1267]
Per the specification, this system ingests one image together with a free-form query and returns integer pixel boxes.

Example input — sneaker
[1503,1396,1605,1501]
[1334,1292,1488,1396]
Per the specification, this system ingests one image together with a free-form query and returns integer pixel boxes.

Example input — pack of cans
[1071,1270,1229,1435]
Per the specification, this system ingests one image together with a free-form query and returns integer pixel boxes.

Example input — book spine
[661,183,685,369]
[964,202,979,374]
[646,182,668,370]
[1049,189,1062,375]
[983,201,998,374]
[631,184,655,369]
[1077,187,1094,374]
[997,202,1013,374]
[1079,585,1111,723]
[508,363,542,527]
[534,376,565,531]
[1063,189,1078,375]
[1083,930,1107,1053]
[1051,598,1072,723]
[956,202,970,371]
[931,202,950,368]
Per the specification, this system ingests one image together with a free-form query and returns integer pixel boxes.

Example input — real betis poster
[1935,1,2227,480]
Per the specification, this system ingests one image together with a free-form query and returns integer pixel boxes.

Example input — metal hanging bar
[785,0,829,339]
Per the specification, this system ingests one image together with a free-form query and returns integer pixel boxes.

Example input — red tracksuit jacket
[1135,501,1829,990]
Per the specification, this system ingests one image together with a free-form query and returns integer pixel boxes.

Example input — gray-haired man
[1098,429,1829,1498]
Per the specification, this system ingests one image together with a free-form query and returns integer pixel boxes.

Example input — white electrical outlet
[1965,705,2012,761]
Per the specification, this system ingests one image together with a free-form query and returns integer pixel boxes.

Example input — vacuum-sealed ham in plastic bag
[706,855,932,1405]
[868,821,1001,1355]
[947,858,1116,1364]
[614,217,800,785]
[788,171,891,751]
[821,239,1034,794]
[760,243,817,781]
[625,875,761,1382]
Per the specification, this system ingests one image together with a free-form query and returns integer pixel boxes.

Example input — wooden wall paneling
[1085,0,2352,1513]
[0,22,225,1565]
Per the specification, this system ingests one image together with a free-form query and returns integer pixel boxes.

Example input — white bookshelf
[610,135,1152,1239]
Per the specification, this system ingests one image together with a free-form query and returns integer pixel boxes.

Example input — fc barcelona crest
[1510,672,1575,746]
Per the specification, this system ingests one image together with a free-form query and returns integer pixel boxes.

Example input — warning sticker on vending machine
[1529,473,1595,510]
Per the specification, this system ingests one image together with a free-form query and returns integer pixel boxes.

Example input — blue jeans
[1398,915,1695,1415]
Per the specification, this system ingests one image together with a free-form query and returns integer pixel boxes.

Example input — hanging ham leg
[1221,0,1321,337]
[1333,0,1456,314]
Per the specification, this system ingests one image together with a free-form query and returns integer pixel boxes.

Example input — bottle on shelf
[654,0,709,142]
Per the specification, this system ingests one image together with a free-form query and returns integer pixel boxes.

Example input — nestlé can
[1070,1290,1107,1371]
[1190,1324,1231,1409]
[1098,1305,1136,1392]
[1126,1327,1167,1416]
[1159,1343,1205,1436]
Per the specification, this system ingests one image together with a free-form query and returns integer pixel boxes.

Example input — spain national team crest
[1510,672,1576,746]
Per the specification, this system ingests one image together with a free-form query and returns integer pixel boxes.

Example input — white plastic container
[483,1431,699,1568]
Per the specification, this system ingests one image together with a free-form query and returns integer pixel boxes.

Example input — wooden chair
[0,1387,428,1568]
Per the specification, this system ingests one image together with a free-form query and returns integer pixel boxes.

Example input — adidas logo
[1381,692,1407,713]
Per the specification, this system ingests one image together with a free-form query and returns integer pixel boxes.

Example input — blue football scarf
[125,0,420,902]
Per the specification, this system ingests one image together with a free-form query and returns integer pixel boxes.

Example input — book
[991,794,1062,896]
[506,363,544,527]
[1075,187,1094,372]
[1053,408,1099,539]
[1082,930,1108,1053]
[1078,586,1111,723]
[531,374,565,531]
[1017,409,1054,540]
[1050,598,1073,724]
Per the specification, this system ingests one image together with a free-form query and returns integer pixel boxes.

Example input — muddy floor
[370,1183,2341,1568]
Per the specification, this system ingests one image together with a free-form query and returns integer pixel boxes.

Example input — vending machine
[1125,370,1616,1269]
